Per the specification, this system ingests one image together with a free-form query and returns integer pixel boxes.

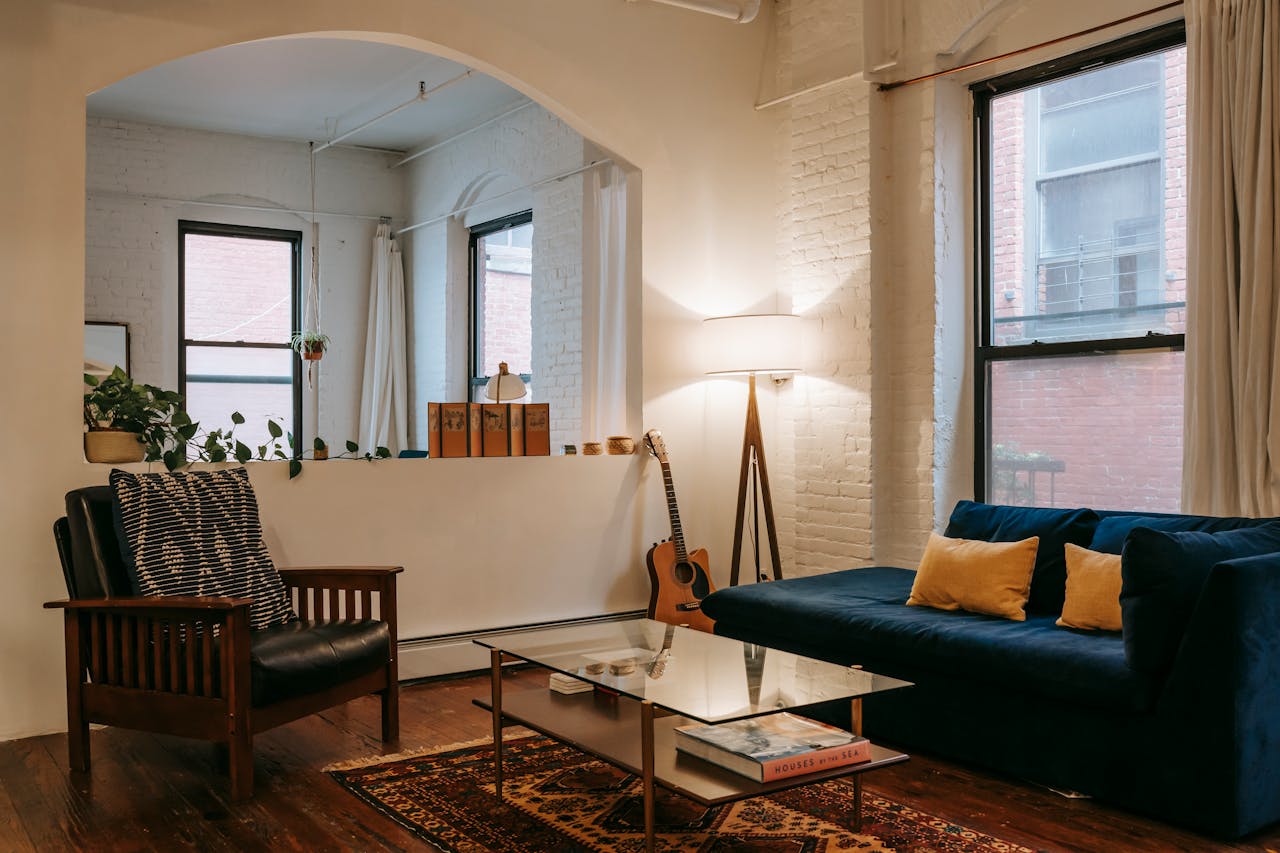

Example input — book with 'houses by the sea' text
[674,712,871,782]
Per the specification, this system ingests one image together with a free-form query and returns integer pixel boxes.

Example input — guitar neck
[659,459,689,562]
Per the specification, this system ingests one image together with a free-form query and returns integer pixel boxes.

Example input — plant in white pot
[83,367,187,464]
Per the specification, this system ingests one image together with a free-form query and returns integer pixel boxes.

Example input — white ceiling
[87,38,531,152]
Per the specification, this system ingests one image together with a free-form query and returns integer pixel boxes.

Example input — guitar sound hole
[674,562,695,584]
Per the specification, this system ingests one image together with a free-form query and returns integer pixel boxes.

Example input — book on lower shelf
[674,712,871,783]
[548,672,593,694]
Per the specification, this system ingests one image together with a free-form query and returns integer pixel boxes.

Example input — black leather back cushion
[64,486,133,598]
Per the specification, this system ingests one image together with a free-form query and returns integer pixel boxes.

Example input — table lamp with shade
[485,362,528,403]
[703,313,801,586]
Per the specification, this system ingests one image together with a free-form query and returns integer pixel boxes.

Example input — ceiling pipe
[628,0,761,23]
[313,70,473,153]
[391,100,535,169]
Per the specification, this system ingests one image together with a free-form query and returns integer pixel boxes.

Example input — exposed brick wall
[476,266,533,379]
[84,116,404,447]
[772,0,876,577]
[990,352,1183,511]
[404,105,585,449]
[532,177,584,445]
[84,191,170,387]
[870,81,941,568]
[990,93,1026,341]
[183,233,292,344]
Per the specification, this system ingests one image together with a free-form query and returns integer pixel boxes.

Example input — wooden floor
[2,669,1278,852]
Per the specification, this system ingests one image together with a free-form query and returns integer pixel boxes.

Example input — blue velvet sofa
[701,501,1280,839]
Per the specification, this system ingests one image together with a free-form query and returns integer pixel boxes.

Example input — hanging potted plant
[83,367,185,464]
[291,331,331,361]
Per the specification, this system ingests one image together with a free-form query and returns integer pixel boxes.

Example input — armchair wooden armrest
[45,596,255,612]
[277,565,404,577]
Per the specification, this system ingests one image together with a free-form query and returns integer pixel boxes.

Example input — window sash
[971,22,1186,502]
[177,220,302,449]
[468,210,534,396]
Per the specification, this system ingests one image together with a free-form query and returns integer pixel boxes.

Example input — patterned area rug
[329,735,1038,852]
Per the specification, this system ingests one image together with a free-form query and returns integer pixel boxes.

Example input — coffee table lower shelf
[472,687,909,807]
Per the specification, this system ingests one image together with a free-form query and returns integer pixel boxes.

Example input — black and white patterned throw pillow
[109,468,295,631]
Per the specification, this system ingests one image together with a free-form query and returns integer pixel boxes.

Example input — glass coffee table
[474,618,911,852]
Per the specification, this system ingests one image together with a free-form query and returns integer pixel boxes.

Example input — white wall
[0,0,778,741]
[83,116,406,445]
[404,104,586,449]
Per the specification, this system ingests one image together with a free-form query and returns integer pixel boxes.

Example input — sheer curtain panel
[582,165,633,443]
[358,224,408,455]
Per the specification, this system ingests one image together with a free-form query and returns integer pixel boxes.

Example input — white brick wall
[870,82,940,568]
[84,116,405,447]
[404,104,585,450]
[773,0,877,577]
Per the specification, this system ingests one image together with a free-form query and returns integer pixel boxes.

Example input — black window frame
[467,210,534,399]
[972,21,1186,501]
[177,219,303,449]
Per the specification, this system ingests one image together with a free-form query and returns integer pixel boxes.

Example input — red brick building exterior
[986,46,1187,512]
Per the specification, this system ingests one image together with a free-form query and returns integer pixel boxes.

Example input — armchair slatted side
[49,487,403,799]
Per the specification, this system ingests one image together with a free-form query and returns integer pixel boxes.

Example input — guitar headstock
[643,429,669,463]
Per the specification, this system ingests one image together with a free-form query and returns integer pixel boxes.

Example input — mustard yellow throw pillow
[1056,543,1123,631]
[906,532,1039,621]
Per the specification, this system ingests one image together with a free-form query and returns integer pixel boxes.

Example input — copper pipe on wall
[877,0,1183,92]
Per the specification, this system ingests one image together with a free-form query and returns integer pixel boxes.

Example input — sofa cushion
[249,619,390,707]
[703,567,1155,712]
[945,501,1101,614]
[906,533,1038,620]
[1121,525,1280,673]
[1090,512,1278,555]
[1057,544,1123,632]
[110,468,295,631]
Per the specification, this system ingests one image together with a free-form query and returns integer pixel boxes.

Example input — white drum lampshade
[703,314,802,376]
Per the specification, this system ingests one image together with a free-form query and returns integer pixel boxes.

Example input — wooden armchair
[47,486,401,799]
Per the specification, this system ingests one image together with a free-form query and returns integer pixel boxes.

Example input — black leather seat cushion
[250,620,390,708]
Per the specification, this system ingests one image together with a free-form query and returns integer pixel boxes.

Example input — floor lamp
[704,314,802,586]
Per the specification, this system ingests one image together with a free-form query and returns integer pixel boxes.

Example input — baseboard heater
[397,610,647,680]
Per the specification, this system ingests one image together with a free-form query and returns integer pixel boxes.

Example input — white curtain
[358,223,408,455]
[581,165,633,442]
[1183,0,1280,515]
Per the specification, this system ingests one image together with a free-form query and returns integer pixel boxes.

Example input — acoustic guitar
[643,429,716,633]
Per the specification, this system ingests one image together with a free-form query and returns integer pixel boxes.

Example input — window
[974,24,1186,511]
[469,211,533,401]
[178,221,301,450]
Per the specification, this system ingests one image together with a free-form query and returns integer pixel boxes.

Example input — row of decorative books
[674,712,871,783]
[426,402,551,458]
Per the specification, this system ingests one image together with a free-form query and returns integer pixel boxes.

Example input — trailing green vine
[86,368,391,479]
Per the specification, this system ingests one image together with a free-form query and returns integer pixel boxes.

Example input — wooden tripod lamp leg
[730,373,783,585]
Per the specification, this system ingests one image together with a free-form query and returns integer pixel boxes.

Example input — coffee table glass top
[475,618,911,724]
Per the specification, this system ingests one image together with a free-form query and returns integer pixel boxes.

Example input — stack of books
[549,672,593,695]
[427,402,551,457]
[674,712,871,782]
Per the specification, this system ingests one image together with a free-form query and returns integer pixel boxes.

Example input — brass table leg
[491,649,504,799]
[852,697,864,832]
[641,700,656,853]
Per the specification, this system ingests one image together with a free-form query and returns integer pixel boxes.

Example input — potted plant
[291,331,331,361]
[83,367,186,464]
